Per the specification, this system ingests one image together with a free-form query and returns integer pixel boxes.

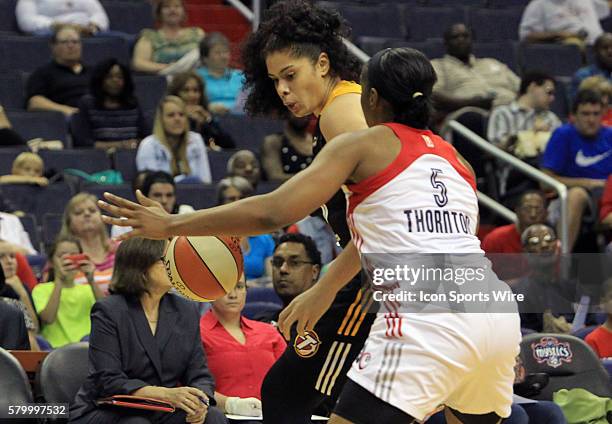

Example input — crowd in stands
[0,0,610,423]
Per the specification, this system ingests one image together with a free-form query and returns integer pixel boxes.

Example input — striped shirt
[487,101,561,147]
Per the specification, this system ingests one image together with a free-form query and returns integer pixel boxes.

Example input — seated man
[519,0,609,46]
[16,0,109,36]
[541,89,612,251]
[254,233,321,325]
[571,32,612,100]
[431,23,520,116]
[26,24,91,117]
[585,277,612,358]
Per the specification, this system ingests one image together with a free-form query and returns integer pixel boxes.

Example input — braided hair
[241,0,360,118]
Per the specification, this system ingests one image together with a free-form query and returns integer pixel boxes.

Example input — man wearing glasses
[26,24,90,117]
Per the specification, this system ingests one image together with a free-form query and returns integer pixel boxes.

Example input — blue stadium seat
[42,213,63,247]
[246,287,283,306]
[0,72,25,109]
[572,325,598,340]
[426,0,485,6]
[101,0,154,35]
[81,37,131,67]
[0,148,27,174]
[208,149,237,181]
[134,75,167,114]
[519,43,583,78]
[35,335,52,351]
[175,183,217,210]
[0,0,19,33]
[550,78,570,121]
[472,41,519,72]
[382,39,446,60]
[256,180,281,195]
[1,183,72,221]
[486,0,529,8]
[84,184,135,203]
[19,213,41,253]
[39,149,111,174]
[357,36,404,56]
[338,4,406,39]
[242,301,282,320]
[216,115,283,151]
[0,36,50,73]
[469,7,522,41]
[406,7,467,41]
[6,110,68,143]
[112,148,138,182]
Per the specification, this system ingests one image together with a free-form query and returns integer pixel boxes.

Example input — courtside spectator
[0,152,48,187]
[59,193,117,292]
[197,32,244,114]
[72,58,148,150]
[227,150,261,189]
[26,25,90,117]
[16,0,109,36]
[519,0,609,46]
[262,116,313,182]
[167,71,235,149]
[0,301,30,350]
[585,278,612,358]
[432,23,519,115]
[132,0,203,75]
[33,236,102,348]
[578,75,612,126]
[69,238,227,424]
[541,89,612,251]
[137,95,212,183]
[571,32,612,99]
[255,233,321,324]
[0,104,26,146]
[200,273,286,417]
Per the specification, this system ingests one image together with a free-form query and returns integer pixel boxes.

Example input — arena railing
[447,120,570,254]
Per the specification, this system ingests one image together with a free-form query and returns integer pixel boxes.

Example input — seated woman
[59,193,118,293]
[197,32,244,114]
[261,116,313,182]
[69,238,227,424]
[137,95,212,183]
[72,58,148,150]
[32,235,103,348]
[167,71,235,149]
[0,240,40,350]
[132,0,204,75]
[201,273,286,418]
[0,152,48,186]
[226,150,261,189]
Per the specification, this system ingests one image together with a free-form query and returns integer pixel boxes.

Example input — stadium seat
[469,7,522,41]
[134,75,167,114]
[406,7,468,41]
[42,213,63,248]
[337,4,406,39]
[383,39,446,60]
[19,213,41,253]
[550,78,570,121]
[0,148,27,174]
[0,347,33,424]
[35,342,89,403]
[246,287,283,306]
[7,110,68,144]
[486,0,529,8]
[242,301,282,320]
[216,115,283,151]
[175,183,217,210]
[0,72,26,109]
[572,325,598,340]
[519,333,611,400]
[256,180,282,195]
[0,0,18,33]
[208,149,236,181]
[602,358,612,386]
[112,149,138,183]
[101,0,154,35]
[84,184,135,203]
[81,37,131,67]
[518,43,583,78]
[357,36,404,56]
[0,36,50,73]
[39,149,111,174]
[426,0,485,6]
[1,183,73,221]
[472,41,519,73]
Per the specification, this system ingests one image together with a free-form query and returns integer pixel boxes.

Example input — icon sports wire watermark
[361,253,611,314]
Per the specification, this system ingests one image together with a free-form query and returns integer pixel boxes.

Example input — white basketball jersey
[345,123,481,254]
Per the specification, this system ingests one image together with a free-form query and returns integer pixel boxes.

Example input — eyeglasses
[526,234,556,245]
[271,257,314,269]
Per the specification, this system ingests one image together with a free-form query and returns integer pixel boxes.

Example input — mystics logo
[294,330,321,358]
[531,336,573,368]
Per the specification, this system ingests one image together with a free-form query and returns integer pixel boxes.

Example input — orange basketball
[163,235,243,302]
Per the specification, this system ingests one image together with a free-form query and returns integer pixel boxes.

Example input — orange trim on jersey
[321,80,361,115]
[337,289,362,335]
[350,294,374,337]
[345,123,477,216]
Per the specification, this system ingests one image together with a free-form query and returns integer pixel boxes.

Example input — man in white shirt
[16,0,109,36]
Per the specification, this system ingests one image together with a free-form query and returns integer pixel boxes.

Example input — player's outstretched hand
[278,283,335,340]
[98,190,172,241]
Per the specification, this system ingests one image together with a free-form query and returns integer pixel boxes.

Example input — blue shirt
[243,235,275,280]
[197,67,244,110]
[541,124,612,180]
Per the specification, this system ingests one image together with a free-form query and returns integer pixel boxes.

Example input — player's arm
[100,132,367,240]
[319,93,368,141]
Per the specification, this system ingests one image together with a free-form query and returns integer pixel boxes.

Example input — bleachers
[6,111,68,144]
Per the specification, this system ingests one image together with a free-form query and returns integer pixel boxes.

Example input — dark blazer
[0,301,30,350]
[70,293,215,420]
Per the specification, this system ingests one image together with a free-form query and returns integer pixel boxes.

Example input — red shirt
[482,224,522,254]
[600,175,612,222]
[16,253,37,292]
[200,311,286,399]
[585,325,612,358]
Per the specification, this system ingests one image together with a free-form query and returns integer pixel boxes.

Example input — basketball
[163,235,243,302]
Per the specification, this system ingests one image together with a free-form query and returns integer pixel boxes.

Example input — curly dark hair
[90,58,137,109]
[241,0,361,118]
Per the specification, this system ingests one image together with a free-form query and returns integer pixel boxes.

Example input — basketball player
[100,47,521,424]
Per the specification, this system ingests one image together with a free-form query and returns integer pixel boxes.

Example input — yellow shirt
[320,80,362,115]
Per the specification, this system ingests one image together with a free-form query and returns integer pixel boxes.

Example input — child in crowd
[0,152,48,186]
[32,236,104,348]
[586,278,612,358]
